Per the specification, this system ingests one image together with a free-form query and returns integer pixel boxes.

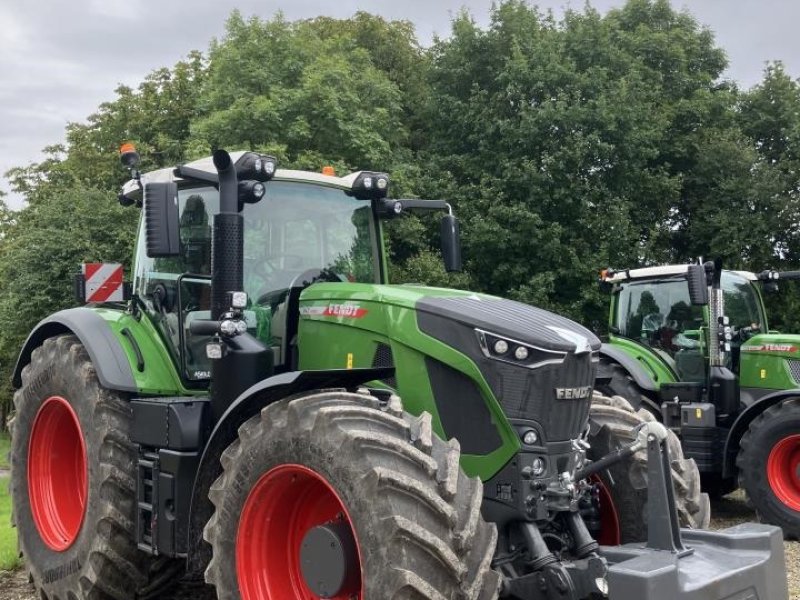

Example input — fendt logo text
[555,386,593,400]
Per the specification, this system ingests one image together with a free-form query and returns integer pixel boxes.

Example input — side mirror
[441,214,462,273]
[687,264,708,306]
[144,182,180,257]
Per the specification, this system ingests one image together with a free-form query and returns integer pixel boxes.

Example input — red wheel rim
[767,434,800,512]
[592,475,621,545]
[236,464,363,600]
[27,396,88,551]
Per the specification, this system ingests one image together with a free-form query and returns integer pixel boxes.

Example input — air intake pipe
[211,149,243,319]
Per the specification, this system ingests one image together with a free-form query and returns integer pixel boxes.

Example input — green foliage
[0,188,137,425]
[420,0,746,325]
[0,431,8,470]
[0,476,19,571]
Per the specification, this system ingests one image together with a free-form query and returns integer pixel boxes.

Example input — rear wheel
[587,393,710,544]
[738,398,800,539]
[204,390,500,600]
[9,335,181,599]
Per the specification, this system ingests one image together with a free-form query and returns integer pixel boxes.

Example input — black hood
[417,296,600,354]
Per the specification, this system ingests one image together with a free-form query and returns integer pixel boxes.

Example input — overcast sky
[1,0,798,209]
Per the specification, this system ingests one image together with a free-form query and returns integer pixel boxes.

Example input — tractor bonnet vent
[371,343,397,388]
[788,360,800,385]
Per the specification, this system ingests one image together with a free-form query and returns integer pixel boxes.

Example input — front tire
[737,398,800,539]
[9,335,181,599]
[587,393,710,544]
[204,390,500,599]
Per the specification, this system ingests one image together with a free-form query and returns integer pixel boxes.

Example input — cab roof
[137,151,366,190]
[603,265,757,283]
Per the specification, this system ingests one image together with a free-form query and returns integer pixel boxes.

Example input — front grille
[787,360,800,385]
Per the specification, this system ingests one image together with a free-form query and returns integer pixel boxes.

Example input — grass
[0,475,20,571]
[0,431,10,470]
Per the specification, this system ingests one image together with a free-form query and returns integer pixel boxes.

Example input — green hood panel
[297,283,521,479]
[740,333,800,390]
[741,333,800,360]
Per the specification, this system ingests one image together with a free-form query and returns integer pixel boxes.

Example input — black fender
[12,308,137,392]
[722,390,800,478]
[185,366,393,575]
[598,344,658,392]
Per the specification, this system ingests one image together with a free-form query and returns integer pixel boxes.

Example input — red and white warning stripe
[82,263,124,302]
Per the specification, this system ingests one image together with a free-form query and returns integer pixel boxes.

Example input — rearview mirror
[441,214,462,273]
[144,182,180,257]
[687,264,708,306]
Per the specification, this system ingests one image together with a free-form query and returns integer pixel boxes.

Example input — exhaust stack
[211,149,244,319]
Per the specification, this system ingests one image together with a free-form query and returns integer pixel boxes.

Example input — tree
[419,0,735,326]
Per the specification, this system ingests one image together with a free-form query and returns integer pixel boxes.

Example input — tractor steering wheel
[288,268,347,289]
[255,267,346,306]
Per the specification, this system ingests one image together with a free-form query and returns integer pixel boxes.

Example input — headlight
[475,328,566,369]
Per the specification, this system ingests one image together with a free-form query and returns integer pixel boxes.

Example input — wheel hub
[27,396,88,551]
[300,522,360,597]
[236,464,363,600]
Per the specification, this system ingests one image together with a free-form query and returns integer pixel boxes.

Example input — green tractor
[7,147,786,600]
[598,261,800,538]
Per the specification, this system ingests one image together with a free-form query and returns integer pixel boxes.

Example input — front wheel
[204,390,500,599]
[738,398,800,539]
[587,393,710,544]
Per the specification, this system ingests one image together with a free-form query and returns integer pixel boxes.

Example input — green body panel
[606,334,679,389]
[740,333,800,390]
[296,283,520,480]
[92,307,197,396]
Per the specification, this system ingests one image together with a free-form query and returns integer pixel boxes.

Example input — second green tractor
[598,262,800,538]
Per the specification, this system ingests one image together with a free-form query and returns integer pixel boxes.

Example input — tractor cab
[118,150,460,394]
[604,266,768,382]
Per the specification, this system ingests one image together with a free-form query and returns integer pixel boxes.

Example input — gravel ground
[1,493,797,599]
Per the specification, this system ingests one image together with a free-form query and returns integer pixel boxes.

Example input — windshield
[614,277,706,381]
[135,181,379,300]
[133,180,379,380]
[721,272,766,332]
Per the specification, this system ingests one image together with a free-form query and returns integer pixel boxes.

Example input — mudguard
[599,344,659,392]
[604,524,787,599]
[722,390,800,478]
[185,366,393,574]
[13,308,137,392]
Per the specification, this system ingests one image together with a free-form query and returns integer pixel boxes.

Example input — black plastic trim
[599,344,660,392]
[121,327,145,372]
[12,307,137,392]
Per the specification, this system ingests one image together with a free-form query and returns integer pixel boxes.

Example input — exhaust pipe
[211,149,243,319]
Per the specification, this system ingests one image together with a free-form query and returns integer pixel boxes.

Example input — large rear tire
[737,398,800,540]
[587,393,710,544]
[9,335,181,599]
[204,390,500,599]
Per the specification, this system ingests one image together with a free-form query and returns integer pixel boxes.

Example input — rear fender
[722,390,800,478]
[13,307,186,395]
[185,366,393,575]
[13,308,137,392]
[599,344,660,392]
